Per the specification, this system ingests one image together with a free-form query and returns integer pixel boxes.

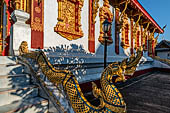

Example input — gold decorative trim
[54,0,84,41]
[142,22,150,50]
[12,0,30,13]
[31,0,44,32]
[98,0,113,45]
[92,0,99,24]
[121,14,130,49]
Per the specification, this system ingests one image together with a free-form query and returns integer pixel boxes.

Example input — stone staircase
[0,56,48,113]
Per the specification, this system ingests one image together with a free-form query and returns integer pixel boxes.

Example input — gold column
[26,0,31,13]
[13,0,29,13]
[14,0,21,10]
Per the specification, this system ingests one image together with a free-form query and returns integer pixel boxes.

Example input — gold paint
[98,0,113,45]
[125,47,143,75]
[92,0,99,24]
[19,41,128,113]
[121,14,130,49]
[142,22,150,50]
[55,0,84,41]
[12,0,30,13]
[35,6,41,13]
[34,17,41,23]
[132,14,142,50]
[31,0,44,32]
[19,41,29,55]
[119,0,130,22]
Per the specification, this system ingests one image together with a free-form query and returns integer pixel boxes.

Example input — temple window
[121,14,130,49]
[55,0,84,41]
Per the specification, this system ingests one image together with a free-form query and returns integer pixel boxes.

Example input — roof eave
[131,0,164,33]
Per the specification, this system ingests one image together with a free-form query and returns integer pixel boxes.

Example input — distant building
[155,40,170,59]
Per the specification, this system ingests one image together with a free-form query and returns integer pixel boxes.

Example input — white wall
[157,51,170,59]
[44,0,89,51]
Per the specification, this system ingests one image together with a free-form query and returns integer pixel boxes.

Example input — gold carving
[92,0,99,24]
[31,0,44,32]
[142,22,150,50]
[133,14,142,50]
[125,47,143,75]
[31,22,43,31]
[98,0,113,45]
[34,17,41,23]
[35,6,41,13]
[19,41,29,55]
[121,14,130,49]
[12,0,30,13]
[55,0,84,41]
[119,0,129,23]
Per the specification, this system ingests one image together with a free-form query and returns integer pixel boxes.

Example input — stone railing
[152,56,170,65]
[17,56,68,113]
[12,0,31,13]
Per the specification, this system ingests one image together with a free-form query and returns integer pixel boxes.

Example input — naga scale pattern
[19,41,142,113]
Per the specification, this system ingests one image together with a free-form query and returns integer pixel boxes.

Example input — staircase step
[0,56,17,65]
[0,97,48,113]
[0,64,25,75]
[0,74,31,89]
[0,85,38,106]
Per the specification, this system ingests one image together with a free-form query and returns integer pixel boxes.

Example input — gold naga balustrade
[19,41,142,113]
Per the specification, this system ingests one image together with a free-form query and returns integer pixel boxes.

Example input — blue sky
[138,0,170,42]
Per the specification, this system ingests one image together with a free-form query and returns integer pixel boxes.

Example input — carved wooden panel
[55,0,84,41]
[121,14,130,49]
[98,0,113,45]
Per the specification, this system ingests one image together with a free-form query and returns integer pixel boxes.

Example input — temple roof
[110,0,164,33]
[131,0,164,33]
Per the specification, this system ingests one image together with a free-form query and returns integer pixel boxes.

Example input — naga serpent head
[19,41,29,55]
[19,41,40,60]
[107,58,128,83]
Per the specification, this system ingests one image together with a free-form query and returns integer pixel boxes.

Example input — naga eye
[112,75,119,83]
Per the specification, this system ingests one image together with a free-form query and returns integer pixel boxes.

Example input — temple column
[0,1,3,55]
[11,10,31,55]
[88,0,98,53]
[130,18,134,54]
[115,8,120,55]
[140,25,143,47]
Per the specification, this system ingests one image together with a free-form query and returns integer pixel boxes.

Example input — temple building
[0,0,164,79]
[1,0,170,112]
[155,40,170,59]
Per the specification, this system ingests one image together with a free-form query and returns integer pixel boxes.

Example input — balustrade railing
[152,56,170,65]
[18,56,67,113]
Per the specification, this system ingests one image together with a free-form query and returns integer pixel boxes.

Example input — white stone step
[0,56,17,65]
[0,74,31,89]
[0,97,48,113]
[0,85,38,106]
[0,64,24,75]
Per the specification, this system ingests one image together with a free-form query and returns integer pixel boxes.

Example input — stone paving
[119,72,170,113]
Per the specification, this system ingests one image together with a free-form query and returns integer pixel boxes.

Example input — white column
[11,10,31,55]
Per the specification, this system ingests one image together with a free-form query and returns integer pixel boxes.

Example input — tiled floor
[120,72,170,113]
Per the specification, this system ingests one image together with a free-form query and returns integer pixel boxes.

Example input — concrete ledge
[0,97,48,113]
